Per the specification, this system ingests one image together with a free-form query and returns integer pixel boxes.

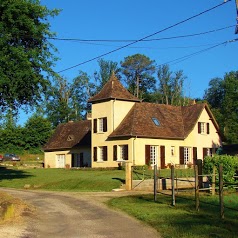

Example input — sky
[20,0,238,124]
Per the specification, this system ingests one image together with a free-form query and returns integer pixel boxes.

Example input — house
[44,73,222,168]
[44,120,91,168]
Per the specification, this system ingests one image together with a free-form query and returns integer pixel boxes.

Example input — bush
[203,155,238,183]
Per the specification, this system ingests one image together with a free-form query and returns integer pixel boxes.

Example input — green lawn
[107,193,238,238]
[0,167,125,191]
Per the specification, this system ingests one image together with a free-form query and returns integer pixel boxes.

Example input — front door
[56,154,65,168]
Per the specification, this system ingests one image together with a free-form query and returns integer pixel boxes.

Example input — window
[56,154,65,168]
[94,117,107,133]
[184,147,190,164]
[171,146,175,156]
[203,148,213,158]
[198,122,210,134]
[99,146,107,161]
[150,145,158,165]
[152,117,160,126]
[119,145,128,160]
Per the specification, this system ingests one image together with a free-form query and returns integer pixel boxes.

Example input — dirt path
[0,188,161,238]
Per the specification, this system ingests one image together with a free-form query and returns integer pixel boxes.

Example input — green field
[0,167,125,191]
[108,193,238,238]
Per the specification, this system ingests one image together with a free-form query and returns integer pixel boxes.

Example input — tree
[0,0,59,112]
[23,114,53,150]
[157,65,187,105]
[45,72,93,127]
[94,58,120,92]
[204,71,238,144]
[121,54,156,99]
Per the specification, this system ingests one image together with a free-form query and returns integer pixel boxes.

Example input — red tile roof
[109,102,219,139]
[88,72,140,103]
[44,120,91,151]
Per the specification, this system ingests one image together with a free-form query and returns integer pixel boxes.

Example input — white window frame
[98,147,104,162]
[150,145,158,166]
[98,118,104,132]
[184,147,191,165]
[119,145,127,160]
[200,122,206,134]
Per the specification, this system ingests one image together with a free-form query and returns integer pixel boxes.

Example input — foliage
[94,58,120,92]
[203,155,238,183]
[204,71,238,143]
[23,114,53,149]
[45,71,93,127]
[157,64,188,105]
[121,54,156,99]
[0,0,59,112]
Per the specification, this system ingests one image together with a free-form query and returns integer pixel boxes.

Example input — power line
[57,1,231,74]
[158,38,238,67]
[50,25,235,43]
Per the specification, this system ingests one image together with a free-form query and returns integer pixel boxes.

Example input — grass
[107,192,238,238]
[0,167,125,191]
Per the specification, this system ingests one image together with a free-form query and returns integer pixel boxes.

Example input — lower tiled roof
[43,120,91,151]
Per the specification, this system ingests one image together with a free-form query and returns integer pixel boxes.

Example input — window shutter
[198,122,201,134]
[93,147,97,162]
[179,147,184,164]
[113,145,117,161]
[193,147,197,165]
[145,145,150,165]
[103,117,107,132]
[93,119,97,133]
[203,148,207,159]
[160,146,165,169]
[207,123,210,134]
[124,145,128,160]
[103,146,107,161]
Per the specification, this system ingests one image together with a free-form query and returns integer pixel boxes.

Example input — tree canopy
[0,0,59,111]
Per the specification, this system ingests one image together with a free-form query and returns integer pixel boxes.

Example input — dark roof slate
[88,72,140,103]
[109,103,219,139]
[44,120,91,151]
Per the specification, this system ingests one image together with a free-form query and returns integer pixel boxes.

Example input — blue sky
[20,0,238,124]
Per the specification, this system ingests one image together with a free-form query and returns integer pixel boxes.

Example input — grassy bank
[0,167,125,191]
[107,193,238,238]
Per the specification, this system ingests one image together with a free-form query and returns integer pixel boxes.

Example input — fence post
[154,164,157,202]
[195,165,199,211]
[157,168,160,191]
[196,159,203,188]
[125,162,132,191]
[212,166,216,196]
[171,165,175,206]
[219,165,224,219]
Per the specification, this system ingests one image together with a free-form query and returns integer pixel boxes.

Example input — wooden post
[176,170,178,194]
[212,166,216,196]
[171,165,175,206]
[196,159,203,189]
[154,164,157,202]
[125,162,132,190]
[195,165,199,211]
[219,165,224,219]
[157,168,160,191]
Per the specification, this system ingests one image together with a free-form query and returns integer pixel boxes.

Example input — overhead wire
[158,38,238,67]
[49,25,235,43]
[57,0,231,73]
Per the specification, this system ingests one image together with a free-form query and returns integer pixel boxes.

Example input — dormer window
[67,135,74,141]
[152,117,160,126]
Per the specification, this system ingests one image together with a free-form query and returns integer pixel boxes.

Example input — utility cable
[158,38,238,67]
[50,25,235,43]
[57,1,231,73]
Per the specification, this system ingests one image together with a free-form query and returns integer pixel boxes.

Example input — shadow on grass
[112,177,125,184]
[0,166,32,181]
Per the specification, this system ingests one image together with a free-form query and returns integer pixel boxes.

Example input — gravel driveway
[0,188,161,238]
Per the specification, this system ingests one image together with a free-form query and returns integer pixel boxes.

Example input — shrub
[203,155,238,183]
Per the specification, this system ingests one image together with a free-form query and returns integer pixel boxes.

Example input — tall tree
[94,58,120,92]
[121,54,156,99]
[204,71,238,144]
[157,65,187,105]
[45,72,93,127]
[0,0,59,112]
